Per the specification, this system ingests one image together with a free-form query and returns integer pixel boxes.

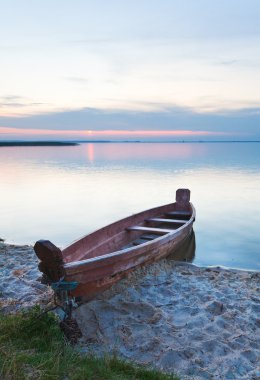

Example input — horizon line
[1,139,260,145]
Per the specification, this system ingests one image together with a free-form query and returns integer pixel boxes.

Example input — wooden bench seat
[165,211,191,217]
[126,226,172,234]
[146,218,186,224]
[141,234,159,240]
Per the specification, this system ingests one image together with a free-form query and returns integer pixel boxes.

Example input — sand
[0,242,52,313]
[1,241,259,379]
[74,261,260,379]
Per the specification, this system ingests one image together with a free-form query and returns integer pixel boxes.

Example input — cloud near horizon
[0,106,259,141]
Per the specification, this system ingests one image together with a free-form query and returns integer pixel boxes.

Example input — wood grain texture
[34,189,196,299]
[34,240,65,281]
[146,218,186,224]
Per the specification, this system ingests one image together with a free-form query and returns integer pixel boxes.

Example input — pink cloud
[0,126,229,138]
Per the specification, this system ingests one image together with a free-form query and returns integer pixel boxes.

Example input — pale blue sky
[1,1,260,140]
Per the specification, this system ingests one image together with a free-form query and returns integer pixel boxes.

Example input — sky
[1,0,260,141]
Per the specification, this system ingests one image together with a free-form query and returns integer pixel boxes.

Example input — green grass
[0,306,179,380]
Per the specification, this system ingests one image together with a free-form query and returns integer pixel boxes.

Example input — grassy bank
[0,307,179,380]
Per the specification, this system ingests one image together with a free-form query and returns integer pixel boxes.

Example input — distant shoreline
[0,140,260,146]
[0,141,79,147]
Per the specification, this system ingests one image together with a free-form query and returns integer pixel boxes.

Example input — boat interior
[62,206,193,264]
[123,210,192,249]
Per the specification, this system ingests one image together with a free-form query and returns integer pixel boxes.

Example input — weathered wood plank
[34,240,65,281]
[141,234,159,240]
[175,188,190,211]
[146,218,186,224]
[165,210,191,216]
[126,226,173,234]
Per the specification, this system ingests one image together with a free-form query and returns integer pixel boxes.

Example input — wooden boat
[34,188,195,300]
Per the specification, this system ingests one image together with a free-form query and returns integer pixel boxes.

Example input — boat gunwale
[64,203,195,270]
[62,201,176,253]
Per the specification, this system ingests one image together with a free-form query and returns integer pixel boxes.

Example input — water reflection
[86,143,94,162]
[83,142,207,161]
[0,142,259,270]
[168,230,196,263]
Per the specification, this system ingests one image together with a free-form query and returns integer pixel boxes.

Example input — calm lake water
[0,142,259,271]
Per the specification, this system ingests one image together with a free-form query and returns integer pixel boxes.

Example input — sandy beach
[1,241,259,379]
[75,261,260,379]
[0,242,52,313]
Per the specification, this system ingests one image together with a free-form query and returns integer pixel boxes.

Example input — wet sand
[1,241,259,379]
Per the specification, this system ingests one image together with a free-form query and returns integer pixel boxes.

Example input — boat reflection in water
[167,229,196,263]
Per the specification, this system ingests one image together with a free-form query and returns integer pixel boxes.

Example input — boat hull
[65,224,194,300]
[34,189,196,300]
